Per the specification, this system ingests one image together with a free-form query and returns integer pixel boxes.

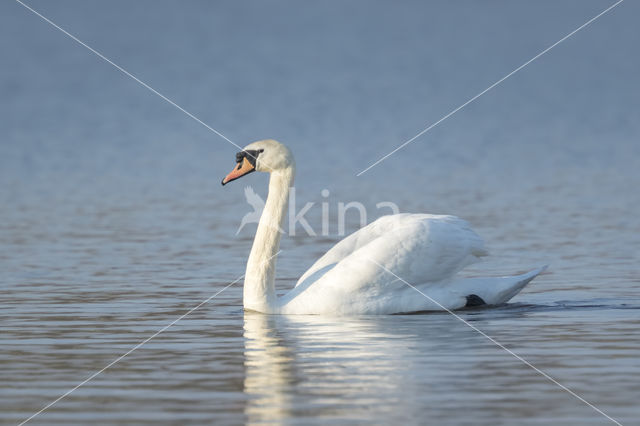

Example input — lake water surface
[1,1,639,425]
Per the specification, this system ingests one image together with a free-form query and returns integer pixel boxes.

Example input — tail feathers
[456,265,548,307]
[489,265,548,305]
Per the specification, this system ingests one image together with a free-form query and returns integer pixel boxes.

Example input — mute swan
[222,139,545,315]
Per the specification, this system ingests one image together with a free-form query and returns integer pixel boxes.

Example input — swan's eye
[242,149,262,167]
[234,149,262,170]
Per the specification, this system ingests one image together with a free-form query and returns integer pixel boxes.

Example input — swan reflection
[243,313,297,422]
[243,312,492,424]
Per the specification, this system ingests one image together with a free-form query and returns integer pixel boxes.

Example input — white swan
[222,139,546,315]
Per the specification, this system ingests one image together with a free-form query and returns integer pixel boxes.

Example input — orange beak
[221,157,256,185]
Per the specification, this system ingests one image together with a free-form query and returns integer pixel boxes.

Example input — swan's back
[281,214,492,314]
[296,214,486,287]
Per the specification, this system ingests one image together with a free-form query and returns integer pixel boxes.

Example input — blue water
[1,1,639,424]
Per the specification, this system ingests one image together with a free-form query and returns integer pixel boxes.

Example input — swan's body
[222,139,545,315]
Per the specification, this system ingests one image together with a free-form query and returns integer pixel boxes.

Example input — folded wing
[283,214,488,313]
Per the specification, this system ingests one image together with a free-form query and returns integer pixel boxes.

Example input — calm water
[1,1,639,424]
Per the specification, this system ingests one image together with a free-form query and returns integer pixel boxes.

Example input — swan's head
[221,139,294,185]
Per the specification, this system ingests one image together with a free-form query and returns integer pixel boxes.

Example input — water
[1,0,639,424]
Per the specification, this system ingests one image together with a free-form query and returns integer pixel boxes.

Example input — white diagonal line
[18,273,243,425]
[19,248,282,425]
[14,0,244,153]
[356,0,624,176]
[368,258,622,425]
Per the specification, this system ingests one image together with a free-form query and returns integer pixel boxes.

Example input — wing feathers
[296,214,485,289]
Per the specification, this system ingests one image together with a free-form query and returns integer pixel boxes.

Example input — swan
[222,139,546,315]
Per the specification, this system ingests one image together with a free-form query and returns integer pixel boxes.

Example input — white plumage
[222,139,546,315]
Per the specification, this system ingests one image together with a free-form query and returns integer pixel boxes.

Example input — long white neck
[243,166,294,313]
